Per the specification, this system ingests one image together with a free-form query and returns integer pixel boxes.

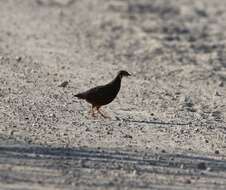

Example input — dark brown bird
[74,70,131,118]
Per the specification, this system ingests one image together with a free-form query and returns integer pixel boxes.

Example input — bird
[74,70,131,118]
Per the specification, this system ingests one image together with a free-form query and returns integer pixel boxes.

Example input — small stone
[15,56,22,62]
[124,134,132,139]
[205,139,209,143]
[212,111,222,121]
[58,81,69,88]
[197,162,207,170]
[161,149,166,153]
[132,170,137,176]
[215,150,220,154]
[194,128,200,133]
[50,113,56,118]
[219,81,224,87]
[195,8,208,17]
[10,130,15,136]
[85,127,90,132]
[78,159,85,167]
[157,156,162,160]
[186,107,197,112]
[184,179,191,184]
[183,96,194,107]
[180,164,185,169]
[115,116,120,121]
[215,91,221,96]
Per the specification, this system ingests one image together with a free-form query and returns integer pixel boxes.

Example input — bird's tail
[74,93,85,99]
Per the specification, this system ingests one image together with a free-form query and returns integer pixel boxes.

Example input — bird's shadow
[113,117,191,126]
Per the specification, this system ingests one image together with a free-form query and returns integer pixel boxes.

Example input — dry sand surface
[1,0,226,189]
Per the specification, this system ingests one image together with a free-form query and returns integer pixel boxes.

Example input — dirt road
[0,0,226,189]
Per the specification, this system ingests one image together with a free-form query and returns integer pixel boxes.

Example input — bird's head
[118,70,131,79]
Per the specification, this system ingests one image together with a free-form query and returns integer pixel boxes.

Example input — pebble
[15,56,22,62]
[9,130,15,136]
[219,81,224,87]
[197,162,207,170]
[194,128,200,133]
[124,134,132,139]
[58,81,69,88]
[183,96,194,107]
[180,164,185,169]
[184,179,191,184]
[161,149,166,153]
[215,91,221,96]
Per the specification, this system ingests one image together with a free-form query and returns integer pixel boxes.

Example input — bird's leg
[91,105,97,117]
[88,105,96,117]
[97,107,111,119]
[88,106,93,114]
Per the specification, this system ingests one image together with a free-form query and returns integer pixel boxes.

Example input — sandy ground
[1,0,226,189]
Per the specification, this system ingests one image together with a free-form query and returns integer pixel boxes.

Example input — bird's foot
[88,106,97,118]
[91,112,97,118]
[97,109,111,119]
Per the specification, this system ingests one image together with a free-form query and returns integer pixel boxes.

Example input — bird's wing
[85,84,115,102]
[84,85,105,99]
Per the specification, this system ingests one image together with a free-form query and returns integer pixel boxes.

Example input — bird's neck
[110,74,122,87]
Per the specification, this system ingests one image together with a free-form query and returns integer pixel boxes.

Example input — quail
[74,70,131,118]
